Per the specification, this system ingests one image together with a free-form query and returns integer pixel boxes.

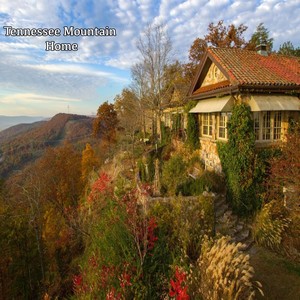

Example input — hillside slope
[0,115,45,131]
[0,121,46,144]
[0,113,94,178]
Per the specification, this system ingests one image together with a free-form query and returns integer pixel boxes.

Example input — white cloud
[136,0,154,23]
[1,93,80,104]
[105,52,140,69]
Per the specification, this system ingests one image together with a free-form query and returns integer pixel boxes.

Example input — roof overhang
[190,96,234,113]
[248,95,300,111]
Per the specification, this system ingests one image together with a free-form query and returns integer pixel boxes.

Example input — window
[202,113,212,136]
[217,113,231,140]
[254,111,282,141]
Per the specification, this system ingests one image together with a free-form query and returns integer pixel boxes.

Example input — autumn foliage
[267,125,300,207]
[81,143,99,185]
[93,101,118,143]
[169,267,190,300]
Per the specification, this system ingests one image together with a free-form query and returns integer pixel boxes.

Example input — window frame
[202,113,213,137]
[218,112,230,140]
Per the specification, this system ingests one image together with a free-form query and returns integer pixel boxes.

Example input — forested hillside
[0,113,94,178]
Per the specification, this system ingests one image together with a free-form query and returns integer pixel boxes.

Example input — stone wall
[200,138,222,174]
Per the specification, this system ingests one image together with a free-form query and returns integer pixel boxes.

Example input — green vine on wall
[217,103,260,215]
[185,101,199,150]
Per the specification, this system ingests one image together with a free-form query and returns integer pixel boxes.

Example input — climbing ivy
[217,103,260,215]
[160,121,171,145]
[185,101,199,150]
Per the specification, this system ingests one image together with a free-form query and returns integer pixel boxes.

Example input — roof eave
[238,84,300,94]
[187,50,211,97]
[189,85,239,100]
[189,84,300,100]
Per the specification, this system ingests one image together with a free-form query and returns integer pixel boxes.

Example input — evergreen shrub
[161,154,187,195]
[217,103,259,215]
[150,196,214,263]
[177,171,224,196]
[185,101,199,150]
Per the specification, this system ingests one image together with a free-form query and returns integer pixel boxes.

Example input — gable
[189,55,231,98]
[201,63,227,87]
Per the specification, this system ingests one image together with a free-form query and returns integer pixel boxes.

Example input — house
[161,83,189,140]
[188,46,300,173]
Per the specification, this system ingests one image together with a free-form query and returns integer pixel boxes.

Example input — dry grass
[187,236,263,300]
[253,201,290,251]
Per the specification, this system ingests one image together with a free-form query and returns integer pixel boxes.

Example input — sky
[0,0,300,117]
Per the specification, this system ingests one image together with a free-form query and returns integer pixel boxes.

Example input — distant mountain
[0,115,46,131]
[0,121,46,144]
[0,113,94,179]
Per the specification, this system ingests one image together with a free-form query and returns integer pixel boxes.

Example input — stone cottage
[188,47,300,172]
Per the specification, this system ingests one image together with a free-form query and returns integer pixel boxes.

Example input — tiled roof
[193,80,230,95]
[208,48,300,87]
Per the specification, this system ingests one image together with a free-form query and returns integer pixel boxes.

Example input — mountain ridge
[0,115,46,131]
[0,113,95,178]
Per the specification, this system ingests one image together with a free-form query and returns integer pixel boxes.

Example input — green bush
[160,121,171,145]
[177,171,224,196]
[137,154,155,183]
[185,101,199,150]
[150,196,214,263]
[172,114,182,138]
[75,184,172,299]
[161,154,187,195]
[137,159,147,183]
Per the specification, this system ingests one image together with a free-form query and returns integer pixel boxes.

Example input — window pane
[202,113,212,136]
[203,114,208,135]
[218,113,226,138]
[253,112,260,140]
[262,112,271,140]
[273,112,282,140]
[209,114,213,136]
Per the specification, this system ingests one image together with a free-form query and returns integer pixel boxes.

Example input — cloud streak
[1,93,80,104]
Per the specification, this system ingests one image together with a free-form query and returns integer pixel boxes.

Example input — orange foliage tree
[185,38,207,81]
[81,143,99,186]
[185,20,248,80]
[93,101,118,143]
[205,20,248,48]
[36,143,84,296]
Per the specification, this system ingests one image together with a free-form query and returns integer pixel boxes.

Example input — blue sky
[0,0,300,117]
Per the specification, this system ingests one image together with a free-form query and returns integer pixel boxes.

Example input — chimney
[256,43,268,56]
